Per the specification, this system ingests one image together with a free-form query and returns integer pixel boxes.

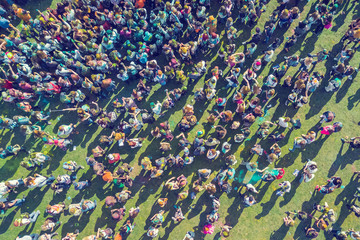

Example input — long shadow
[269,223,290,240]
[279,176,301,207]
[255,190,279,219]
[328,143,359,177]
[347,87,360,110]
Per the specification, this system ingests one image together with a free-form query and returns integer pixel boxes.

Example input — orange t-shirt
[135,0,145,8]
[354,29,360,39]
[16,9,31,22]
[102,170,113,182]
[114,233,122,240]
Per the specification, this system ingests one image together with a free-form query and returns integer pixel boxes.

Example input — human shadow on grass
[252,181,272,203]
[275,150,301,169]
[49,190,67,205]
[292,217,312,240]
[158,221,178,240]
[269,223,290,240]
[331,203,352,230]
[291,200,316,239]
[94,205,118,230]
[328,142,359,177]
[306,42,346,119]
[336,77,356,104]
[20,185,51,213]
[334,173,358,207]
[186,193,209,220]
[70,176,112,203]
[279,176,302,207]
[18,220,37,237]
[299,133,329,162]
[135,178,165,207]
[332,1,356,33]
[0,209,17,234]
[255,190,280,219]
[75,123,101,149]
[306,188,325,209]
[224,198,244,227]
[61,211,94,236]
[0,153,27,181]
[347,87,360,110]
[45,148,68,175]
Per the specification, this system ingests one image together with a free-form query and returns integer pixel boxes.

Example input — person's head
[13,219,20,227]
[69,207,76,215]
[41,224,49,231]
[267,89,275,96]
[333,177,342,185]
[112,211,120,219]
[4,181,11,187]
[301,96,308,103]
[291,55,298,61]
[291,7,299,13]
[304,57,313,65]
[47,181,56,190]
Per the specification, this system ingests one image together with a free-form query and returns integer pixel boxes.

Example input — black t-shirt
[350,141,360,148]
[252,34,261,44]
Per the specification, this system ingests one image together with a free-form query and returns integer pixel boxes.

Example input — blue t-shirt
[0,6,6,16]
[0,18,9,29]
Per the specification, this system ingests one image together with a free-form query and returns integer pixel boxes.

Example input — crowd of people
[0,0,358,239]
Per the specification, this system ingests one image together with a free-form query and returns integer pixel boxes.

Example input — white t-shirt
[0,182,9,200]
[278,118,288,128]
[16,236,32,240]
[7,179,21,187]
[0,183,9,195]
[28,175,47,188]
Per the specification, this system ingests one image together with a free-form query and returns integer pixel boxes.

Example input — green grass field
[1,0,360,239]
